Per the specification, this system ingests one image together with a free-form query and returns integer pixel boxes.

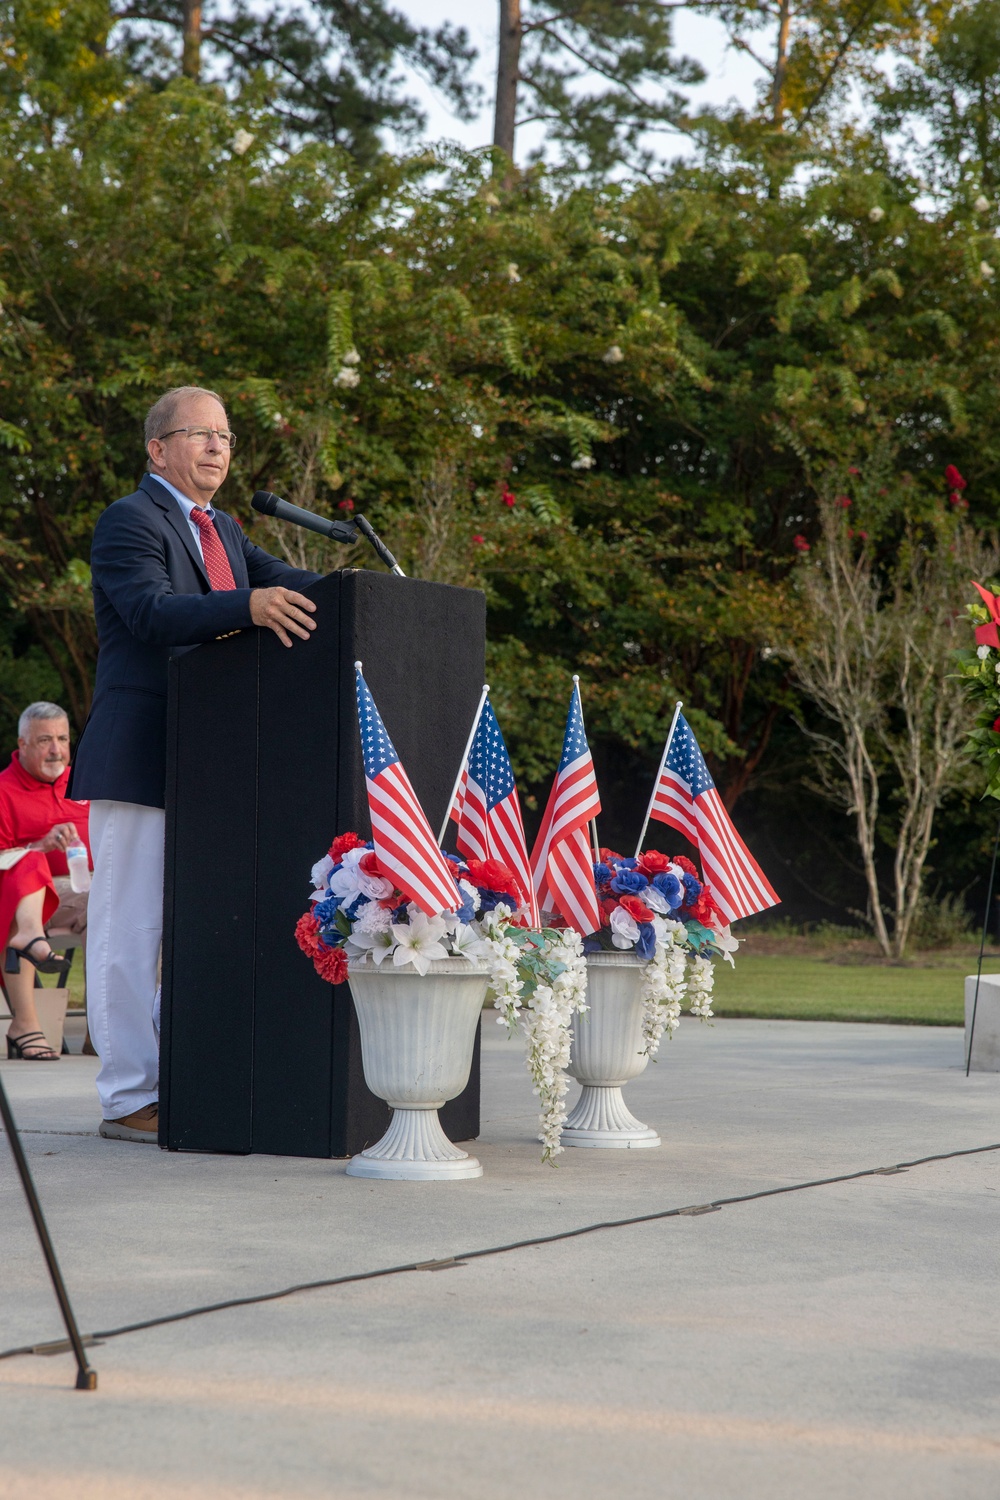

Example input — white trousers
[86,800,164,1120]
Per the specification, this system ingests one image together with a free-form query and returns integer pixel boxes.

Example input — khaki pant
[49,875,88,936]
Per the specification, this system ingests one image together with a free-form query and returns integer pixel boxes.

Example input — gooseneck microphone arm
[250,491,406,577]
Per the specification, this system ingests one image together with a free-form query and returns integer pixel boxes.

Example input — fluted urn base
[346,1106,482,1179]
[345,957,488,1182]
[561,1085,660,1149]
[563,951,661,1150]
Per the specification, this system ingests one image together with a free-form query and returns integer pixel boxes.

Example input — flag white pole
[438,683,490,845]
[634,701,683,859]
[572,675,601,864]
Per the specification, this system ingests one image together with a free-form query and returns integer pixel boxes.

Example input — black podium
[159,570,487,1157]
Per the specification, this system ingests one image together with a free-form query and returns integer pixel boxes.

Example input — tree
[783,484,997,957]
[492,0,704,177]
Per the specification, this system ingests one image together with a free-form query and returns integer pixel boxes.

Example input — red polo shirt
[0,752,91,877]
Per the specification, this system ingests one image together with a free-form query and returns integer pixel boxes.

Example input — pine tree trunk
[771,0,792,126]
[182,0,202,80]
[493,0,522,160]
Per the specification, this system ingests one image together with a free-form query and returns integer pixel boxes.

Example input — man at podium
[70,386,320,1144]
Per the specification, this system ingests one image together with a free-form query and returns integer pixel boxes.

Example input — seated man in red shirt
[0,701,91,1060]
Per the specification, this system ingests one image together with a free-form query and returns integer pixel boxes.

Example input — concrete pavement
[1,1016,998,1499]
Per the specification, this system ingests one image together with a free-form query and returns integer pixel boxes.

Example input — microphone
[250,492,406,577]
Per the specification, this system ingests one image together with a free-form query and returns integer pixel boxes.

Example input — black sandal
[6,1029,59,1061]
[4,937,62,975]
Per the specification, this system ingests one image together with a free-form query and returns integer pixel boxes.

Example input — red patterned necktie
[189,506,237,591]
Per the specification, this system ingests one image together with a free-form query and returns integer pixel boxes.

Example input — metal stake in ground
[966,812,1000,1078]
[0,1069,97,1389]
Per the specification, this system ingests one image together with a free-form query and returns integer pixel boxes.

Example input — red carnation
[945,465,967,491]
[294,910,322,958]
[330,831,366,861]
[619,893,654,923]
[637,850,670,875]
[672,855,700,879]
[464,857,520,897]
[793,535,810,553]
[359,850,383,877]
[314,942,349,985]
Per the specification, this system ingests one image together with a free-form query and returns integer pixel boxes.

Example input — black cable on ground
[2,1139,997,1365]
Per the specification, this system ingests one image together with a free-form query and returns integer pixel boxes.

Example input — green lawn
[711,954,993,1025]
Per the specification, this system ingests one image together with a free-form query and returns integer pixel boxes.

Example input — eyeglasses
[157,426,237,450]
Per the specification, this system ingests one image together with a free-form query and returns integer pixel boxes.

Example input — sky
[391,2,765,163]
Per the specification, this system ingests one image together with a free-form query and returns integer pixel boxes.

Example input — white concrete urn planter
[563,950,660,1149]
[345,957,489,1180]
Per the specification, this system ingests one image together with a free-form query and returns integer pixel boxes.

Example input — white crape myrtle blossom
[979,644,992,660]
[686,952,716,1018]
[334,366,361,389]
[341,347,361,366]
[232,129,255,155]
[506,262,521,283]
[390,909,450,975]
[868,205,885,222]
[639,918,688,1056]
[571,454,594,470]
[976,195,992,213]
[981,261,996,281]
[602,344,624,364]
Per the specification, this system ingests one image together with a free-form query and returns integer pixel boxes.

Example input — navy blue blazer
[70,474,320,809]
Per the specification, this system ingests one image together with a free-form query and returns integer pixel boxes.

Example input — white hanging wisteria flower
[975,195,991,213]
[518,928,587,1161]
[981,261,996,281]
[334,366,361,389]
[231,129,255,156]
[868,205,885,222]
[602,344,624,364]
[686,952,716,1018]
[639,919,688,1056]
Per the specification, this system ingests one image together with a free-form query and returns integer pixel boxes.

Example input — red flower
[600,897,618,927]
[856,529,868,541]
[294,910,322,958]
[848,466,860,476]
[637,850,670,875]
[689,890,719,926]
[330,831,366,862]
[472,533,484,544]
[992,717,1000,733]
[599,847,624,864]
[464,858,520,897]
[314,942,348,985]
[338,498,355,512]
[359,850,383,877]
[672,855,700,878]
[619,893,654,923]
[949,491,969,510]
[501,489,516,508]
[793,535,810,552]
[945,465,967,490]
[835,495,851,509]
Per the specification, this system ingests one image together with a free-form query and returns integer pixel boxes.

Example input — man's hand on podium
[249,587,317,648]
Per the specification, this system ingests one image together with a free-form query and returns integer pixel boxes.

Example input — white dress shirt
[151,474,217,565]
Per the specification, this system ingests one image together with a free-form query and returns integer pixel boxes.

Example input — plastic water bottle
[66,838,91,894]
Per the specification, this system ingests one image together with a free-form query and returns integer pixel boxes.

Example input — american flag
[647,710,779,924]
[355,665,460,918]
[530,682,602,935]
[449,698,539,925]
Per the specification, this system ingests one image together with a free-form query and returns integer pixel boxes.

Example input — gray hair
[19,702,69,738]
[144,386,228,459]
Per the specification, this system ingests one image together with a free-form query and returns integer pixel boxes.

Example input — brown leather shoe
[99,1103,159,1143]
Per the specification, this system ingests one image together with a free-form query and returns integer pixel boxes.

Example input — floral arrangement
[295,832,587,1162]
[585,848,738,1054]
[958,579,1000,800]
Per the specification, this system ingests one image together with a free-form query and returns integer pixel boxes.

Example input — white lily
[450,923,488,962]
[347,929,396,965]
[390,912,450,975]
